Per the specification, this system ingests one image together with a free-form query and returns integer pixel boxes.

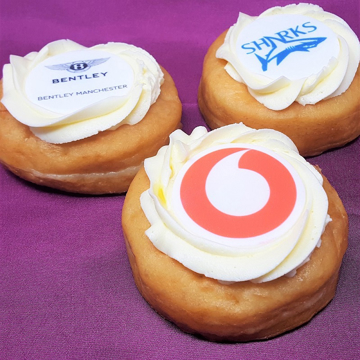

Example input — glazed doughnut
[0,41,182,194]
[122,124,348,341]
[198,4,360,157]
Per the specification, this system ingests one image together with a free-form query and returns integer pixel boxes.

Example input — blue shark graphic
[255,37,326,71]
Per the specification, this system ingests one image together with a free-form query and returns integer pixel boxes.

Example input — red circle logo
[171,144,305,246]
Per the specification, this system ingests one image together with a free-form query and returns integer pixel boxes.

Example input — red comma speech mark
[179,147,297,238]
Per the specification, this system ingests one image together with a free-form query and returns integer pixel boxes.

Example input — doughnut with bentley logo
[0,40,182,194]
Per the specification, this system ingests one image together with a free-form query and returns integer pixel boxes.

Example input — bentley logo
[46,58,110,73]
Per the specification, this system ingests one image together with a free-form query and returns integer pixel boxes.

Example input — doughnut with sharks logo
[198,3,360,156]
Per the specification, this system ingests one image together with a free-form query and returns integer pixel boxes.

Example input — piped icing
[1,40,164,143]
[216,3,360,110]
[141,124,331,283]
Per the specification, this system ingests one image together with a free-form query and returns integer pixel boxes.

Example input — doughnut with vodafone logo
[198,3,360,156]
[0,40,182,194]
[122,123,348,341]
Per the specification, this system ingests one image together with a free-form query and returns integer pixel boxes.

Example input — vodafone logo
[171,144,305,248]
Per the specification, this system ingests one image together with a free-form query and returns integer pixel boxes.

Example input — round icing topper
[25,50,134,114]
[171,144,306,249]
[235,14,339,80]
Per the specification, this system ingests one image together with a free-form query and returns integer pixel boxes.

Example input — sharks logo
[237,18,336,75]
[254,37,326,71]
[46,57,110,73]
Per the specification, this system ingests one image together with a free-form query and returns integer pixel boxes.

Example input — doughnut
[122,124,348,341]
[198,4,360,157]
[0,40,182,194]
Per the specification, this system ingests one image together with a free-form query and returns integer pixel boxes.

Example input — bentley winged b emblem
[46,57,110,73]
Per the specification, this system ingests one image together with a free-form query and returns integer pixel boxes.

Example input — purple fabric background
[0,1,359,359]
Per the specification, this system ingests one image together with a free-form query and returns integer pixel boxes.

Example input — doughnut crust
[0,68,182,194]
[198,31,360,157]
[122,166,348,342]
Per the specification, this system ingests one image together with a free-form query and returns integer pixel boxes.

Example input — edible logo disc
[25,49,134,115]
[235,14,339,80]
[171,144,306,248]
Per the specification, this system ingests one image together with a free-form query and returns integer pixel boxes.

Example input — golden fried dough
[198,32,360,157]
[122,166,348,341]
[0,68,182,194]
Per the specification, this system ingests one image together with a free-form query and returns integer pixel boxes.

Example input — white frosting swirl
[216,3,360,110]
[141,124,330,283]
[1,40,164,143]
